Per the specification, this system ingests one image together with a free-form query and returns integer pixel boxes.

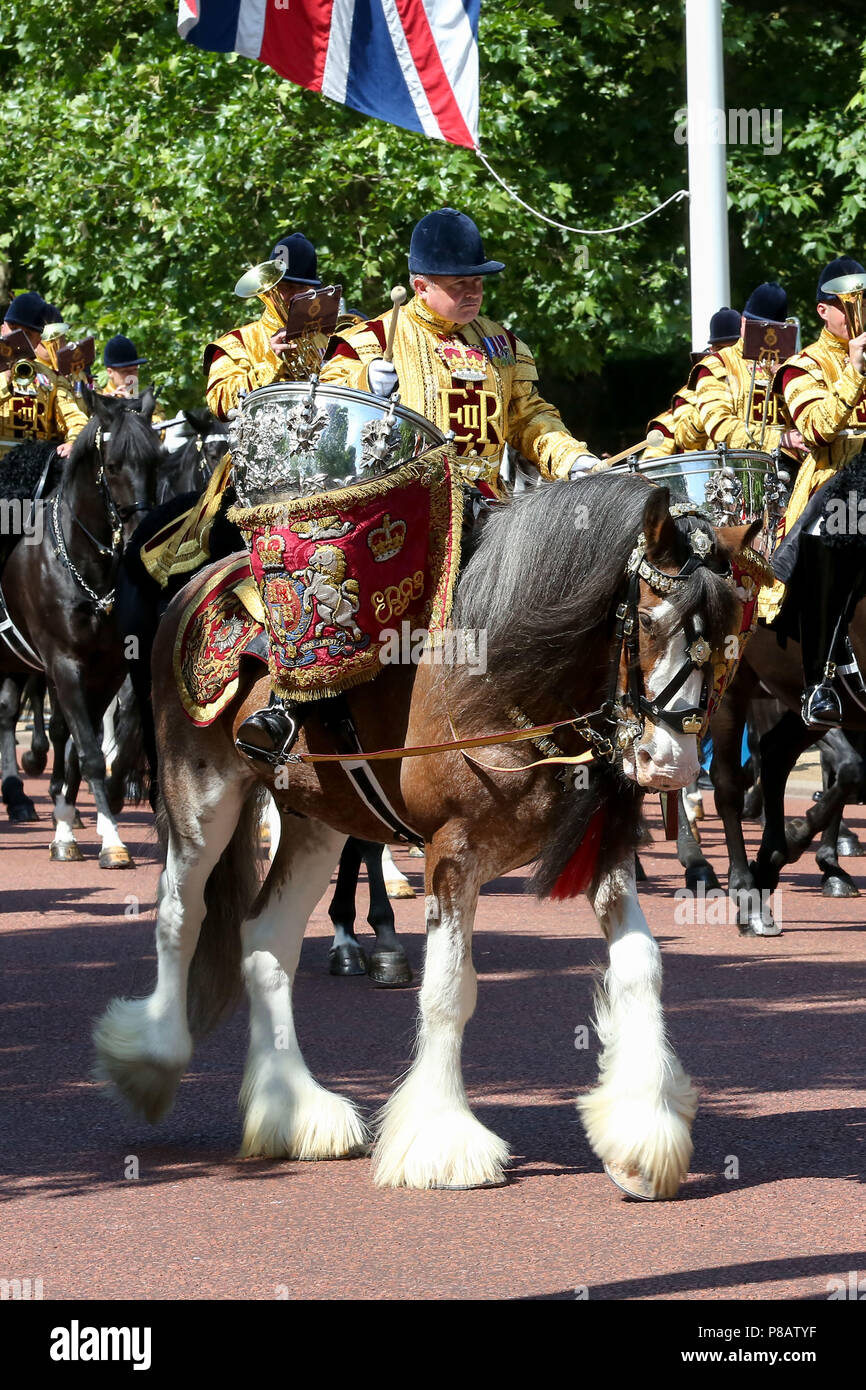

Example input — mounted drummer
[205,232,329,420]
[643,307,742,460]
[0,293,88,460]
[319,207,600,495]
[689,282,803,460]
[764,256,866,729]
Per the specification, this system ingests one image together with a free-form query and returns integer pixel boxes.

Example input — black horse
[157,409,229,505]
[0,389,160,861]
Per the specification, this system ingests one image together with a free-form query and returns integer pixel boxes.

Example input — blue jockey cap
[817,256,866,302]
[4,292,50,333]
[709,307,741,344]
[270,233,321,287]
[742,281,788,322]
[104,334,147,368]
[408,208,505,277]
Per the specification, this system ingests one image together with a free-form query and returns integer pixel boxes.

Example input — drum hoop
[242,380,446,445]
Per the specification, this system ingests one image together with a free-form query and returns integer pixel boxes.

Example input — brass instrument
[12,358,38,389]
[820,272,866,338]
[234,259,290,327]
[39,320,69,373]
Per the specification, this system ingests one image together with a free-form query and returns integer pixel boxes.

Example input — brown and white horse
[94,476,752,1199]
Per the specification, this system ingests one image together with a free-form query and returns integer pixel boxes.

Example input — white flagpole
[685,0,730,351]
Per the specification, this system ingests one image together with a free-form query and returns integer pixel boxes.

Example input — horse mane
[447,473,739,717]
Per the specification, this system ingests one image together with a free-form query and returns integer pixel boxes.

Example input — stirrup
[234,705,300,767]
[801,681,843,730]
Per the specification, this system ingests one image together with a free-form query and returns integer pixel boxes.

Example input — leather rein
[288,504,722,774]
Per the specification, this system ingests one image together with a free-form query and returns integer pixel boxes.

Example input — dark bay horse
[677,602,866,935]
[0,389,160,863]
[157,409,229,505]
[96,477,753,1200]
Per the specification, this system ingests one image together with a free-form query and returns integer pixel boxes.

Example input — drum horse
[95,377,760,1201]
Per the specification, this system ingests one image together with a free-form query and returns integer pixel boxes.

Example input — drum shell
[229,380,445,505]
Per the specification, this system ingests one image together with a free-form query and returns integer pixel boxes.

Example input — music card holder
[56,336,96,378]
[0,329,37,368]
[742,317,797,365]
[283,284,343,341]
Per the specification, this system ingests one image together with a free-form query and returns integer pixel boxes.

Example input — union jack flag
[178,1,480,149]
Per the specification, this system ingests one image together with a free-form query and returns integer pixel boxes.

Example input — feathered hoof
[407,844,425,858]
[329,942,367,976]
[50,840,85,862]
[239,1089,370,1161]
[93,1001,186,1124]
[368,948,412,988]
[373,1109,510,1190]
[604,1162,658,1201]
[385,877,416,900]
[99,846,135,869]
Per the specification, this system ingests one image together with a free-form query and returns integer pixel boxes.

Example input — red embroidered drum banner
[227,448,463,700]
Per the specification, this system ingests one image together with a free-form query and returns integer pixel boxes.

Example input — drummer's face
[414,274,484,325]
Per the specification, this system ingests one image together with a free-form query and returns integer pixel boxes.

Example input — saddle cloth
[175,447,462,723]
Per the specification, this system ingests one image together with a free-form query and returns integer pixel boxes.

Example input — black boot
[798,536,863,730]
[235,694,303,766]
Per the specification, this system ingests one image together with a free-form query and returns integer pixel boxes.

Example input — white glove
[569,454,603,479]
[368,358,399,398]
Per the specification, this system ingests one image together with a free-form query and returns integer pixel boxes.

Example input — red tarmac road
[1,777,865,1302]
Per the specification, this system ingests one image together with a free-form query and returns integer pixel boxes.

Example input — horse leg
[239,816,369,1159]
[677,786,721,893]
[20,673,49,778]
[381,844,415,899]
[809,730,861,898]
[50,673,132,868]
[0,676,38,822]
[327,837,368,976]
[751,712,818,894]
[374,835,509,1189]
[580,858,697,1201]
[362,842,413,986]
[93,766,254,1122]
[711,699,780,936]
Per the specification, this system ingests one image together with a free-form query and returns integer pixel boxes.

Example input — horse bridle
[50,419,151,614]
[606,503,723,749]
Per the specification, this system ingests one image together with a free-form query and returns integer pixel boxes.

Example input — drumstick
[383,286,407,363]
[603,429,666,468]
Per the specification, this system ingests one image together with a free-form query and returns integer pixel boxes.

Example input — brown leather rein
[287,713,599,770]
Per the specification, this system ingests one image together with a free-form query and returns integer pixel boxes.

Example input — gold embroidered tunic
[642,384,709,461]
[205,302,329,421]
[0,365,88,448]
[691,339,790,453]
[760,327,866,621]
[319,296,589,495]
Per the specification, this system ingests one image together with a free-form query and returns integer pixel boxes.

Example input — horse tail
[158,786,266,1038]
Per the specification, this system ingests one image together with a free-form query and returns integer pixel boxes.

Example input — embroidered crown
[256,531,286,569]
[368,512,406,562]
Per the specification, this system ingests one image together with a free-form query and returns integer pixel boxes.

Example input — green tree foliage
[1,0,865,438]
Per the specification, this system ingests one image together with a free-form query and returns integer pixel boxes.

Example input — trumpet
[820,273,866,338]
[12,358,38,389]
[234,259,290,328]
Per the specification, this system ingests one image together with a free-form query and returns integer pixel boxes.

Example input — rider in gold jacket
[766,256,866,728]
[690,283,801,458]
[205,233,330,420]
[0,294,87,458]
[140,233,328,588]
[319,208,599,499]
[642,308,740,461]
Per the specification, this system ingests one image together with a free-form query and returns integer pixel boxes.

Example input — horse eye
[638,610,654,633]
